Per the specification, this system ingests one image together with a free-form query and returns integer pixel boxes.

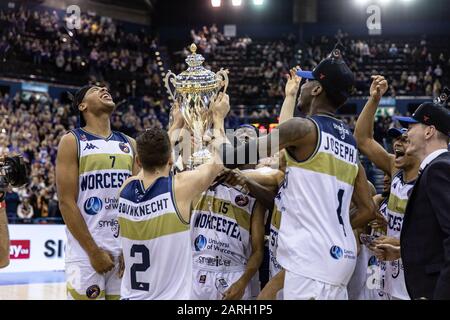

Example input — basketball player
[190,123,265,301]
[222,45,377,299]
[117,93,230,300]
[354,75,420,300]
[347,182,389,300]
[56,85,138,300]
[219,69,301,300]
[0,176,9,268]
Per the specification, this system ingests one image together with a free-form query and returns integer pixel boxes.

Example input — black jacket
[401,151,450,300]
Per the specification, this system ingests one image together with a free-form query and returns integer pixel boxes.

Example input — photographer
[0,155,28,268]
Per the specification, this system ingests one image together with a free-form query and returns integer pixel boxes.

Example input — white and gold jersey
[66,128,133,262]
[118,175,191,300]
[269,195,283,278]
[383,170,414,300]
[191,184,256,272]
[276,115,359,286]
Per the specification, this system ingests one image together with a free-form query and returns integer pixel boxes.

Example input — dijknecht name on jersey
[118,197,170,217]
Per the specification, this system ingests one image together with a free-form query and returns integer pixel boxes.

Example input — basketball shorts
[65,258,121,300]
[191,268,252,300]
[283,271,348,300]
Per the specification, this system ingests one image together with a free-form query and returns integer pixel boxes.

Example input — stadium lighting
[253,0,264,6]
[354,0,369,5]
[211,0,221,7]
[232,0,242,7]
[378,0,392,4]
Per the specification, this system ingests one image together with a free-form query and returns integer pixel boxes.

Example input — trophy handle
[216,68,229,94]
[164,71,177,101]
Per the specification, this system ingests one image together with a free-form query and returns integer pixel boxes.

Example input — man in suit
[394,91,450,300]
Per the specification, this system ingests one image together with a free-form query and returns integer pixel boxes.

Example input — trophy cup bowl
[164,43,229,169]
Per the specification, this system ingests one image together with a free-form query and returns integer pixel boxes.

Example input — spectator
[17,196,34,220]
[389,43,398,56]
[434,64,443,78]
[5,186,20,219]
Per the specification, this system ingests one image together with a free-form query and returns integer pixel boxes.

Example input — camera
[0,155,28,188]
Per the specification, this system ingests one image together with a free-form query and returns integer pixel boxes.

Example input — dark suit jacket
[401,151,450,300]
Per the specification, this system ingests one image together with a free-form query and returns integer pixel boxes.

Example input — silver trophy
[164,43,229,169]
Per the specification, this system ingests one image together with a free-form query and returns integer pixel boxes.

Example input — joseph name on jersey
[276,115,359,286]
[118,176,191,300]
[191,184,256,272]
[383,170,414,300]
[66,129,133,262]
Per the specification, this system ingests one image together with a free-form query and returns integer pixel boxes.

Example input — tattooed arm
[222,117,317,169]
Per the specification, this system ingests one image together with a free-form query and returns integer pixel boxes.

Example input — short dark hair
[436,130,450,144]
[136,127,171,171]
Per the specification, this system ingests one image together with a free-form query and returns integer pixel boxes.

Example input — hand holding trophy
[164,43,229,169]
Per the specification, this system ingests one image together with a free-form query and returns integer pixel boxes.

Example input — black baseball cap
[70,85,94,128]
[395,102,450,136]
[387,128,407,139]
[297,43,355,105]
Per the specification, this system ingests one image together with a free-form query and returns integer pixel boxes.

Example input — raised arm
[350,163,377,229]
[279,68,301,124]
[354,75,395,176]
[174,93,231,222]
[223,202,265,300]
[56,133,115,274]
[125,136,140,175]
[222,117,317,169]
[168,102,186,147]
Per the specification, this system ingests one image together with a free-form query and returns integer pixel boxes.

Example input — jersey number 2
[130,245,150,291]
[336,189,347,237]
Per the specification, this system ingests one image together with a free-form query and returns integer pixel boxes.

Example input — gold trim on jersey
[171,175,190,225]
[285,118,321,164]
[271,207,282,230]
[79,153,133,174]
[106,295,120,300]
[67,283,105,300]
[387,193,408,214]
[286,151,358,185]
[119,213,189,241]
[195,195,251,231]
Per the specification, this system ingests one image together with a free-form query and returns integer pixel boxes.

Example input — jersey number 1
[130,245,150,291]
[336,189,347,237]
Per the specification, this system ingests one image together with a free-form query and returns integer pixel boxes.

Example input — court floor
[0,271,65,300]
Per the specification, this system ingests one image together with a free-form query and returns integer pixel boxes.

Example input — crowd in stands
[172,25,298,107]
[0,5,164,103]
[302,29,450,97]
[1,14,447,223]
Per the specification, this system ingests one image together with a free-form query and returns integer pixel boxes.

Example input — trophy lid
[175,43,221,94]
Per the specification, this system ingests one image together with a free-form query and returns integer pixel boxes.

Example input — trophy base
[188,149,212,170]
